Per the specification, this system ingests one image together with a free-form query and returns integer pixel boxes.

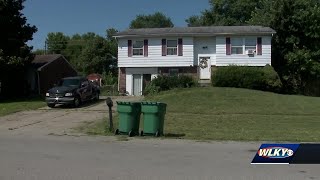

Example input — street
[0,134,319,180]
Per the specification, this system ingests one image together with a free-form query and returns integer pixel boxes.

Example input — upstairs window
[132,40,144,56]
[245,37,257,51]
[231,38,243,55]
[228,37,260,55]
[167,40,177,55]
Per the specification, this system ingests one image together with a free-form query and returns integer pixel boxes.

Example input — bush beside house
[212,65,282,93]
[144,75,197,95]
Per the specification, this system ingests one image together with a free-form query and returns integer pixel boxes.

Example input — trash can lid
[116,101,141,105]
[141,101,167,105]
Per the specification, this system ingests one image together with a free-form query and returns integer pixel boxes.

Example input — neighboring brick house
[114,26,276,96]
[26,54,77,95]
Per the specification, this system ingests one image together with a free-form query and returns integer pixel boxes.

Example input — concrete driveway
[0,96,142,136]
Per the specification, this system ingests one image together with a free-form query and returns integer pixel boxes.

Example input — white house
[114,26,276,96]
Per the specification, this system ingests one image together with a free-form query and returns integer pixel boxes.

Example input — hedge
[212,65,282,93]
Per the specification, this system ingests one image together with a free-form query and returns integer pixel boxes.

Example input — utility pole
[44,40,47,55]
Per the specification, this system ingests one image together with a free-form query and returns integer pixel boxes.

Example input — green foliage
[102,71,117,85]
[212,65,282,93]
[44,29,118,75]
[144,75,197,95]
[0,0,37,97]
[249,0,320,95]
[46,32,69,54]
[130,12,174,28]
[186,0,259,26]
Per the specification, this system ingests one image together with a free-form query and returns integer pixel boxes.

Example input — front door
[199,57,211,80]
[133,74,142,96]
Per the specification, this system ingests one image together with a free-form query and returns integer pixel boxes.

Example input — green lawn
[78,87,320,142]
[0,97,45,117]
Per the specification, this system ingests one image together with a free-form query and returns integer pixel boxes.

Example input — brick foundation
[118,67,126,93]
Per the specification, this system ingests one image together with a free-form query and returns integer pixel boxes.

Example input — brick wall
[119,67,126,93]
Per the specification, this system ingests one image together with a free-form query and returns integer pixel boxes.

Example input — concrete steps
[198,79,211,87]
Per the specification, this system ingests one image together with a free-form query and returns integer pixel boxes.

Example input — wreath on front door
[199,58,208,69]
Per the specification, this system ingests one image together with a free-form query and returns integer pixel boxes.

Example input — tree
[186,0,259,26]
[0,0,37,97]
[46,32,69,54]
[249,0,320,95]
[130,12,174,28]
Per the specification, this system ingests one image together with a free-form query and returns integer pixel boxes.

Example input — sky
[23,0,210,50]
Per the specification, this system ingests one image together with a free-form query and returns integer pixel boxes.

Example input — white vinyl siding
[193,37,216,65]
[118,37,194,67]
[216,36,271,66]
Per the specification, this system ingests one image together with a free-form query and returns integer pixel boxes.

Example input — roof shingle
[115,26,276,37]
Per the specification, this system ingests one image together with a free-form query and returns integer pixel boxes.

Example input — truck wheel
[73,97,81,108]
[47,104,55,108]
[94,92,99,101]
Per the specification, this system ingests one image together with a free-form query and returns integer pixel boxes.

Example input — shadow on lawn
[54,99,104,109]
[164,133,186,138]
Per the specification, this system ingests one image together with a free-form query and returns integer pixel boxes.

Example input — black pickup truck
[45,76,100,108]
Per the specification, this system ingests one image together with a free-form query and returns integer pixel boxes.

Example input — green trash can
[140,102,167,137]
[115,102,141,137]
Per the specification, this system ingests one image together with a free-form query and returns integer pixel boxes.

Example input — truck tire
[73,96,81,108]
[94,92,99,101]
[47,104,55,108]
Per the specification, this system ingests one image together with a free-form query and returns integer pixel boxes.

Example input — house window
[167,40,177,55]
[133,40,143,56]
[169,69,179,76]
[245,37,257,51]
[231,37,257,55]
[231,38,243,55]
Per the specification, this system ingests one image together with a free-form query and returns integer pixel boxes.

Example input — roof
[87,73,102,79]
[31,54,63,69]
[114,26,276,38]
[32,54,62,64]
[31,54,76,73]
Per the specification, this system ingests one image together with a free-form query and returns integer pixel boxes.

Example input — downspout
[118,67,120,92]
[37,70,41,95]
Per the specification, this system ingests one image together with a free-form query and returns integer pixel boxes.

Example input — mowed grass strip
[77,87,320,142]
[0,97,45,117]
[146,87,320,142]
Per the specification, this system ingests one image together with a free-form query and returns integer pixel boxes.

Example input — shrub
[212,65,282,93]
[102,71,117,85]
[144,75,197,95]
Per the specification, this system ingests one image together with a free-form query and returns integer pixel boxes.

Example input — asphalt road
[0,96,320,180]
[0,134,319,180]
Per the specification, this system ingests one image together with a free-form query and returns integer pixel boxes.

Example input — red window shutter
[144,39,148,57]
[226,37,231,55]
[257,37,262,55]
[128,40,132,57]
[162,39,166,56]
[178,38,183,56]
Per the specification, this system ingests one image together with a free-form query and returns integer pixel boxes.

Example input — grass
[77,87,320,142]
[0,97,46,117]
